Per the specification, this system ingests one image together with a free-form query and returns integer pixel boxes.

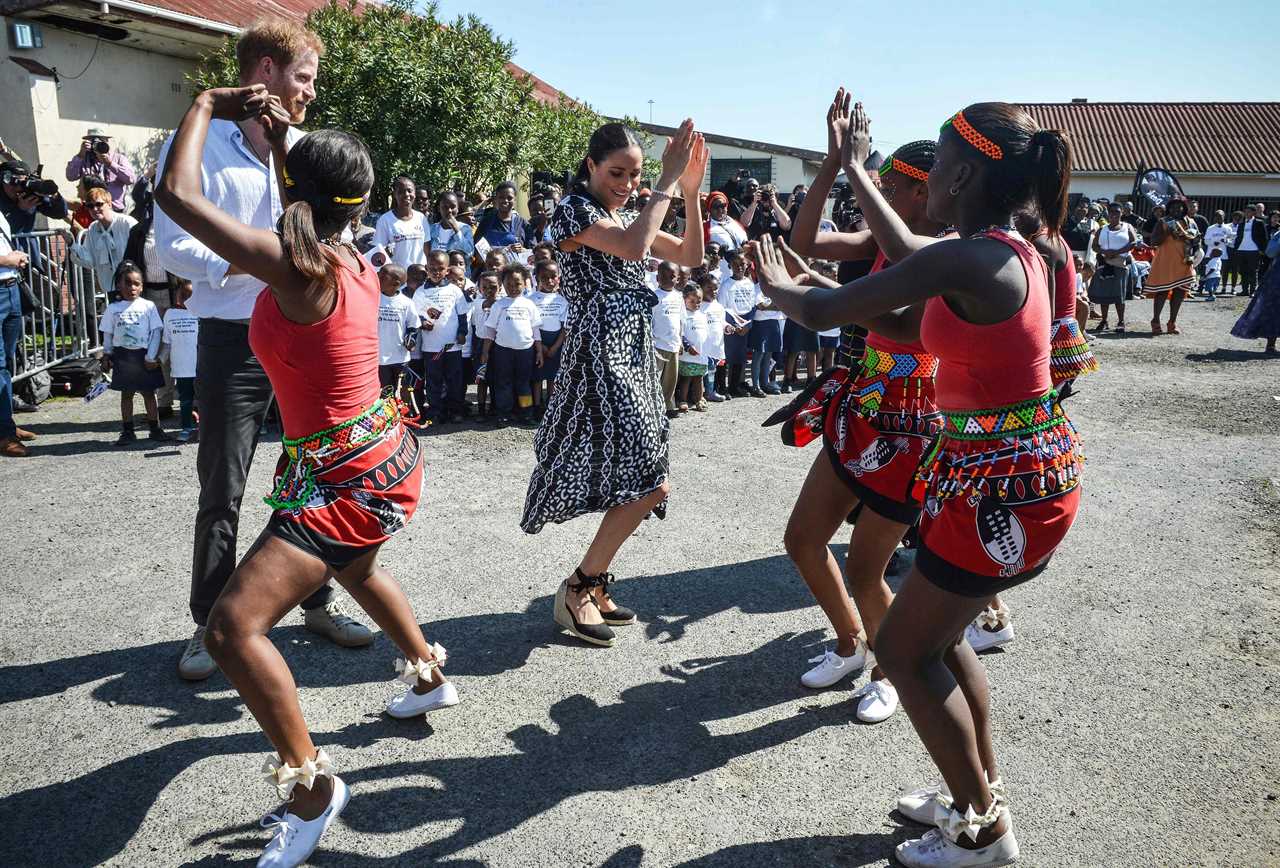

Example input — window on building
[710,158,772,192]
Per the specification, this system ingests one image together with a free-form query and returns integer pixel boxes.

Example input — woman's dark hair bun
[573,122,642,191]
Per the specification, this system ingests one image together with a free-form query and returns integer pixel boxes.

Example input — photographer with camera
[740,180,792,241]
[1,203,36,457]
[65,127,137,212]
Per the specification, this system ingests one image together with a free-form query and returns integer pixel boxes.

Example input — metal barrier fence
[11,229,103,383]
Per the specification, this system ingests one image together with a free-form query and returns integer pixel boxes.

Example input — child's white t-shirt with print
[101,297,162,353]
[718,275,757,321]
[486,295,543,350]
[377,292,419,365]
[680,309,710,365]
[373,209,429,269]
[700,299,727,360]
[161,307,200,378]
[651,287,684,353]
[529,290,569,332]
[1204,256,1222,277]
[414,282,470,354]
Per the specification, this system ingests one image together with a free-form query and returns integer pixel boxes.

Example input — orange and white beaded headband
[878,157,931,182]
[941,111,1003,161]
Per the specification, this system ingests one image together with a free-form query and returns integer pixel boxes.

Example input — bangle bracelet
[648,191,672,205]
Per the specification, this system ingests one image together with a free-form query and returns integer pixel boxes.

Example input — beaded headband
[941,111,1003,161]
[878,157,930,182]
[282,166,368,206]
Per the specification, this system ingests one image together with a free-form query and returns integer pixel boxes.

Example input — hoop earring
[949,184,961,197]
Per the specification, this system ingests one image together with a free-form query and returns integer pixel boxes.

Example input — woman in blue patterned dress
[522,120,708,647]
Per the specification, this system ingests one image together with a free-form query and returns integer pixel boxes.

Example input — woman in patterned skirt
[1144,197,1199,335]
[521,120,708,647]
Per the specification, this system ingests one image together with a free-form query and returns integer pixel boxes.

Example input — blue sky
[433,0,1277,154]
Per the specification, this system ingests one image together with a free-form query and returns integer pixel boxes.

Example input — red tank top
[919,230,1052,409]
[249,253,383,439]
[1052,244,1077,321]
[864,251,927,355]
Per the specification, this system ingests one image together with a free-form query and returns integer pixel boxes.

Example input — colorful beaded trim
[1049,317,1099,384]
[878,157,931,182]
[942,111,1003,161]
[265,397,402,510]
[939,391,1063,440]
[853,349,940,419]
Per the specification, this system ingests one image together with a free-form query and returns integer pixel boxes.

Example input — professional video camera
[2,163,60,202]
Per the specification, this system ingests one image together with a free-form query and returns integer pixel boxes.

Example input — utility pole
[648,100,654,124]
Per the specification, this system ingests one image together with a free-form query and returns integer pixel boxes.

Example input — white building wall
[640,138,818,193]
[1,18,194,202]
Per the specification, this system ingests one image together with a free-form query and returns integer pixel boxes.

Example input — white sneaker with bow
[257,776,349,868]
[800,641,873,689]
[385,644,460,718]
[852,678,898,723]
[894,826,1019,867]
[898,776,1008,825]
[964,606,1015,653]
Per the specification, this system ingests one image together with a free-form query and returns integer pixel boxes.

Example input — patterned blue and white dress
[521,192,669,533]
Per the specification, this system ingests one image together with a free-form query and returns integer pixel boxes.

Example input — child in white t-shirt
[529,260,569,413]
[677,284,710,412]
[161,279,200,441]
[651,261,685,415]
[717,249,758,396]
[471,270,501,419]
[481,263,543,425]
[415,251,472,424]
[1202,248,1223,300]
[100,261,169,445]
[376,263,420,406]
[373,177,429,269]
[697,271,728,402]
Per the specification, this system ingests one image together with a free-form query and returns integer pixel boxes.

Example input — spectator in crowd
[428,191,475,255]
[651,260,685,417]
[697,270,727,402]
[1204,210,1232,263]
[675,283,708,412]
[1,159,70,236]
[475,181,528,251]
[1202,248,1223,300]
[0,202,34,457]
[741,182,792,240]
[125,174,177,416]
[1142,204,1166,240]
[413,185,432,217]
[71,187,138,295]
[1120,200,1141,228]
[1063,200,1094,257]
[470,269,500,419]
[374,176,429,269]
[480,262,542,426]
[1232,204,1268,296]
[161,279,200,441]
[65,127,137,212]
[524,189,554,247]
[415,250,470,425]
[99,260,169,445]
[1090,202,1136,332]
[1222,210,1245,290]
[1188,200,1209,241]
[718,247,756,395]
[529,259,567,413]
[705,192,747,252]
[1144,198,1198,334]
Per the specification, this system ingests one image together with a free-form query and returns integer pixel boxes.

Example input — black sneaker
[148,425,173,442]
[115,428,137,446]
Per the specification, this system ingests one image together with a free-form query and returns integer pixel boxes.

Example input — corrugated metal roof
[1019,102,1280,176]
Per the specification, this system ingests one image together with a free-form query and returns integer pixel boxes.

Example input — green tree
[191,0,601,208]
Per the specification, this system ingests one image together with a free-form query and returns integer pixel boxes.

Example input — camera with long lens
[3,164,60,202]
[91,138,110,155]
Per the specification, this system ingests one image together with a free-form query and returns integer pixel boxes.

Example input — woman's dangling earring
[949,183,961,197]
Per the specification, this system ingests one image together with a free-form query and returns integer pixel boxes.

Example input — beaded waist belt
[266,397,402,510]
[860,347,939,380]
[938,391,1065,440]
[853,349,940,419]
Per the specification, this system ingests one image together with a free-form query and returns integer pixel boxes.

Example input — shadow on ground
[0,549,900,866]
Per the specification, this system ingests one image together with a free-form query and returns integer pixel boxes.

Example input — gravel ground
[1,296,1277,867]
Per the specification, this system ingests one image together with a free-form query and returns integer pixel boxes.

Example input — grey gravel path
[1,297,1277,867]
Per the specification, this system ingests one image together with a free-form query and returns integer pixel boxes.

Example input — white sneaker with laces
[800,641,873,688]
[178,625,218,681]
[257,776,350,868]
[965,607,1015,653]
[894,826,1019,867]
[304,599,374,648]
[898,776,1007,825]
[852,678,898,723]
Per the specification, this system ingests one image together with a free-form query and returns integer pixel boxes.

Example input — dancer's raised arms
[835,91,950,262]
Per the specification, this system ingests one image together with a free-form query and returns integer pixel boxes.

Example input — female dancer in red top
[157,86,454,868]
[780,89,950,724]
[754,102,1081,867]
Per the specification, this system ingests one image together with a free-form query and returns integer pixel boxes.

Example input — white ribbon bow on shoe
[934,797,1003,843]
[262,748,334,800]
[395,642,448,685]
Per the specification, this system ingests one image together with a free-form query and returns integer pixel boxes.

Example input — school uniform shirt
[415,282,471,354]
[161,307,200,378]
[718,276,758,324]
[755,298,786,322]
[680,309,710,365]
[1204,223,1232,260]
[700,299,727,360]
[373,209,429,269]
[471,296,497,345]
[377,292,419,365]
[428,221,476,255]
[485,295,543,350]
[651,287,685,354]
[101,297,163,357]
[530,290,569,331]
